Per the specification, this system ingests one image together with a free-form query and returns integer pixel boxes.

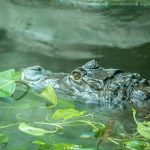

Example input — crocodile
[21,60,150,109]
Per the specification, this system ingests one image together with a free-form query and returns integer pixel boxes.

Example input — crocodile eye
[72,71,81,80]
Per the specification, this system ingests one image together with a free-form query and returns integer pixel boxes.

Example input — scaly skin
[21,60,150,109]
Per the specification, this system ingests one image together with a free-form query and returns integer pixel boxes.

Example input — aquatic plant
[0,69,149,150]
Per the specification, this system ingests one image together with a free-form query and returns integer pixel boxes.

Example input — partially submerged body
[22,60,150,109]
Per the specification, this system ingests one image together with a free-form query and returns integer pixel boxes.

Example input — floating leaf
[18,123,50,136]
[53,143,81,150]
[132,108,150,139]
[137,122,150,139]
[0,134,9,144]
[38,85,57,106]
[58,99,75,109]
[33,140,48,146]
[124,140,148,150]
[33,141,96,150]
[0,69,16,97]
[33,140,51,149]
[52,108,85,120]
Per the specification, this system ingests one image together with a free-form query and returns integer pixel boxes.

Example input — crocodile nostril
[31,65,44,72]
[33,66,43,72]
[37,67,43,72]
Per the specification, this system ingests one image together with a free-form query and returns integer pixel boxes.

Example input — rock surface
[0,0,150,55]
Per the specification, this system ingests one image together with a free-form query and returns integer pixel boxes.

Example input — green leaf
[53,143,81,150]
[18,123,50,136]
[33,140,48,146]
[0,69,16,97]
[52,108,85,120]
[53,144,96,150]
[14,71,22,80]
[132,108,150,139]
[77,148,96,150]
[94,126,107,138]
[33,142,82,150]
[32,140,51,149]
[124,140,149,150]
[137,122,150,139]
[37,85,57,106]
[58,99,75,109]
[33,141,96,150]
[0,134,9,144]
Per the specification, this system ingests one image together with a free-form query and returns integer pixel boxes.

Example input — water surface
[0,1,150,149]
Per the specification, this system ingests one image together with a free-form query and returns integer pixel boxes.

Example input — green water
[0,0,150,149]
[0,91,131,150]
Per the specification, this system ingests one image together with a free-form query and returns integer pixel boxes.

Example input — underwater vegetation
[0,69,150,150]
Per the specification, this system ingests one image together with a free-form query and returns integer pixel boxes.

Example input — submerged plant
[0,69,30,101]
[0,69,150,150]
[0,69,57,105]
[0,69,17,97]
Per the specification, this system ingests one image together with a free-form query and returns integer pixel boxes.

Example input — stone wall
[0,0,150,55]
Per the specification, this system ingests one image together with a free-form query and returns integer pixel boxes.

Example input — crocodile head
[22,60,121,104]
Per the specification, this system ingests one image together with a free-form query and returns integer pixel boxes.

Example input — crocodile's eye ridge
[32,66,43,72]
[72,71,81,80]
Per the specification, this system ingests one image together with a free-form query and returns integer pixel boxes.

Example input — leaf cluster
[0,69,149,150]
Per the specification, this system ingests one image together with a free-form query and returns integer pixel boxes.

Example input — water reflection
[0,40,150,79]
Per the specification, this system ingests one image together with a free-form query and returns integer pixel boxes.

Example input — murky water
[0,92,132,150]
[0,1,150,149]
